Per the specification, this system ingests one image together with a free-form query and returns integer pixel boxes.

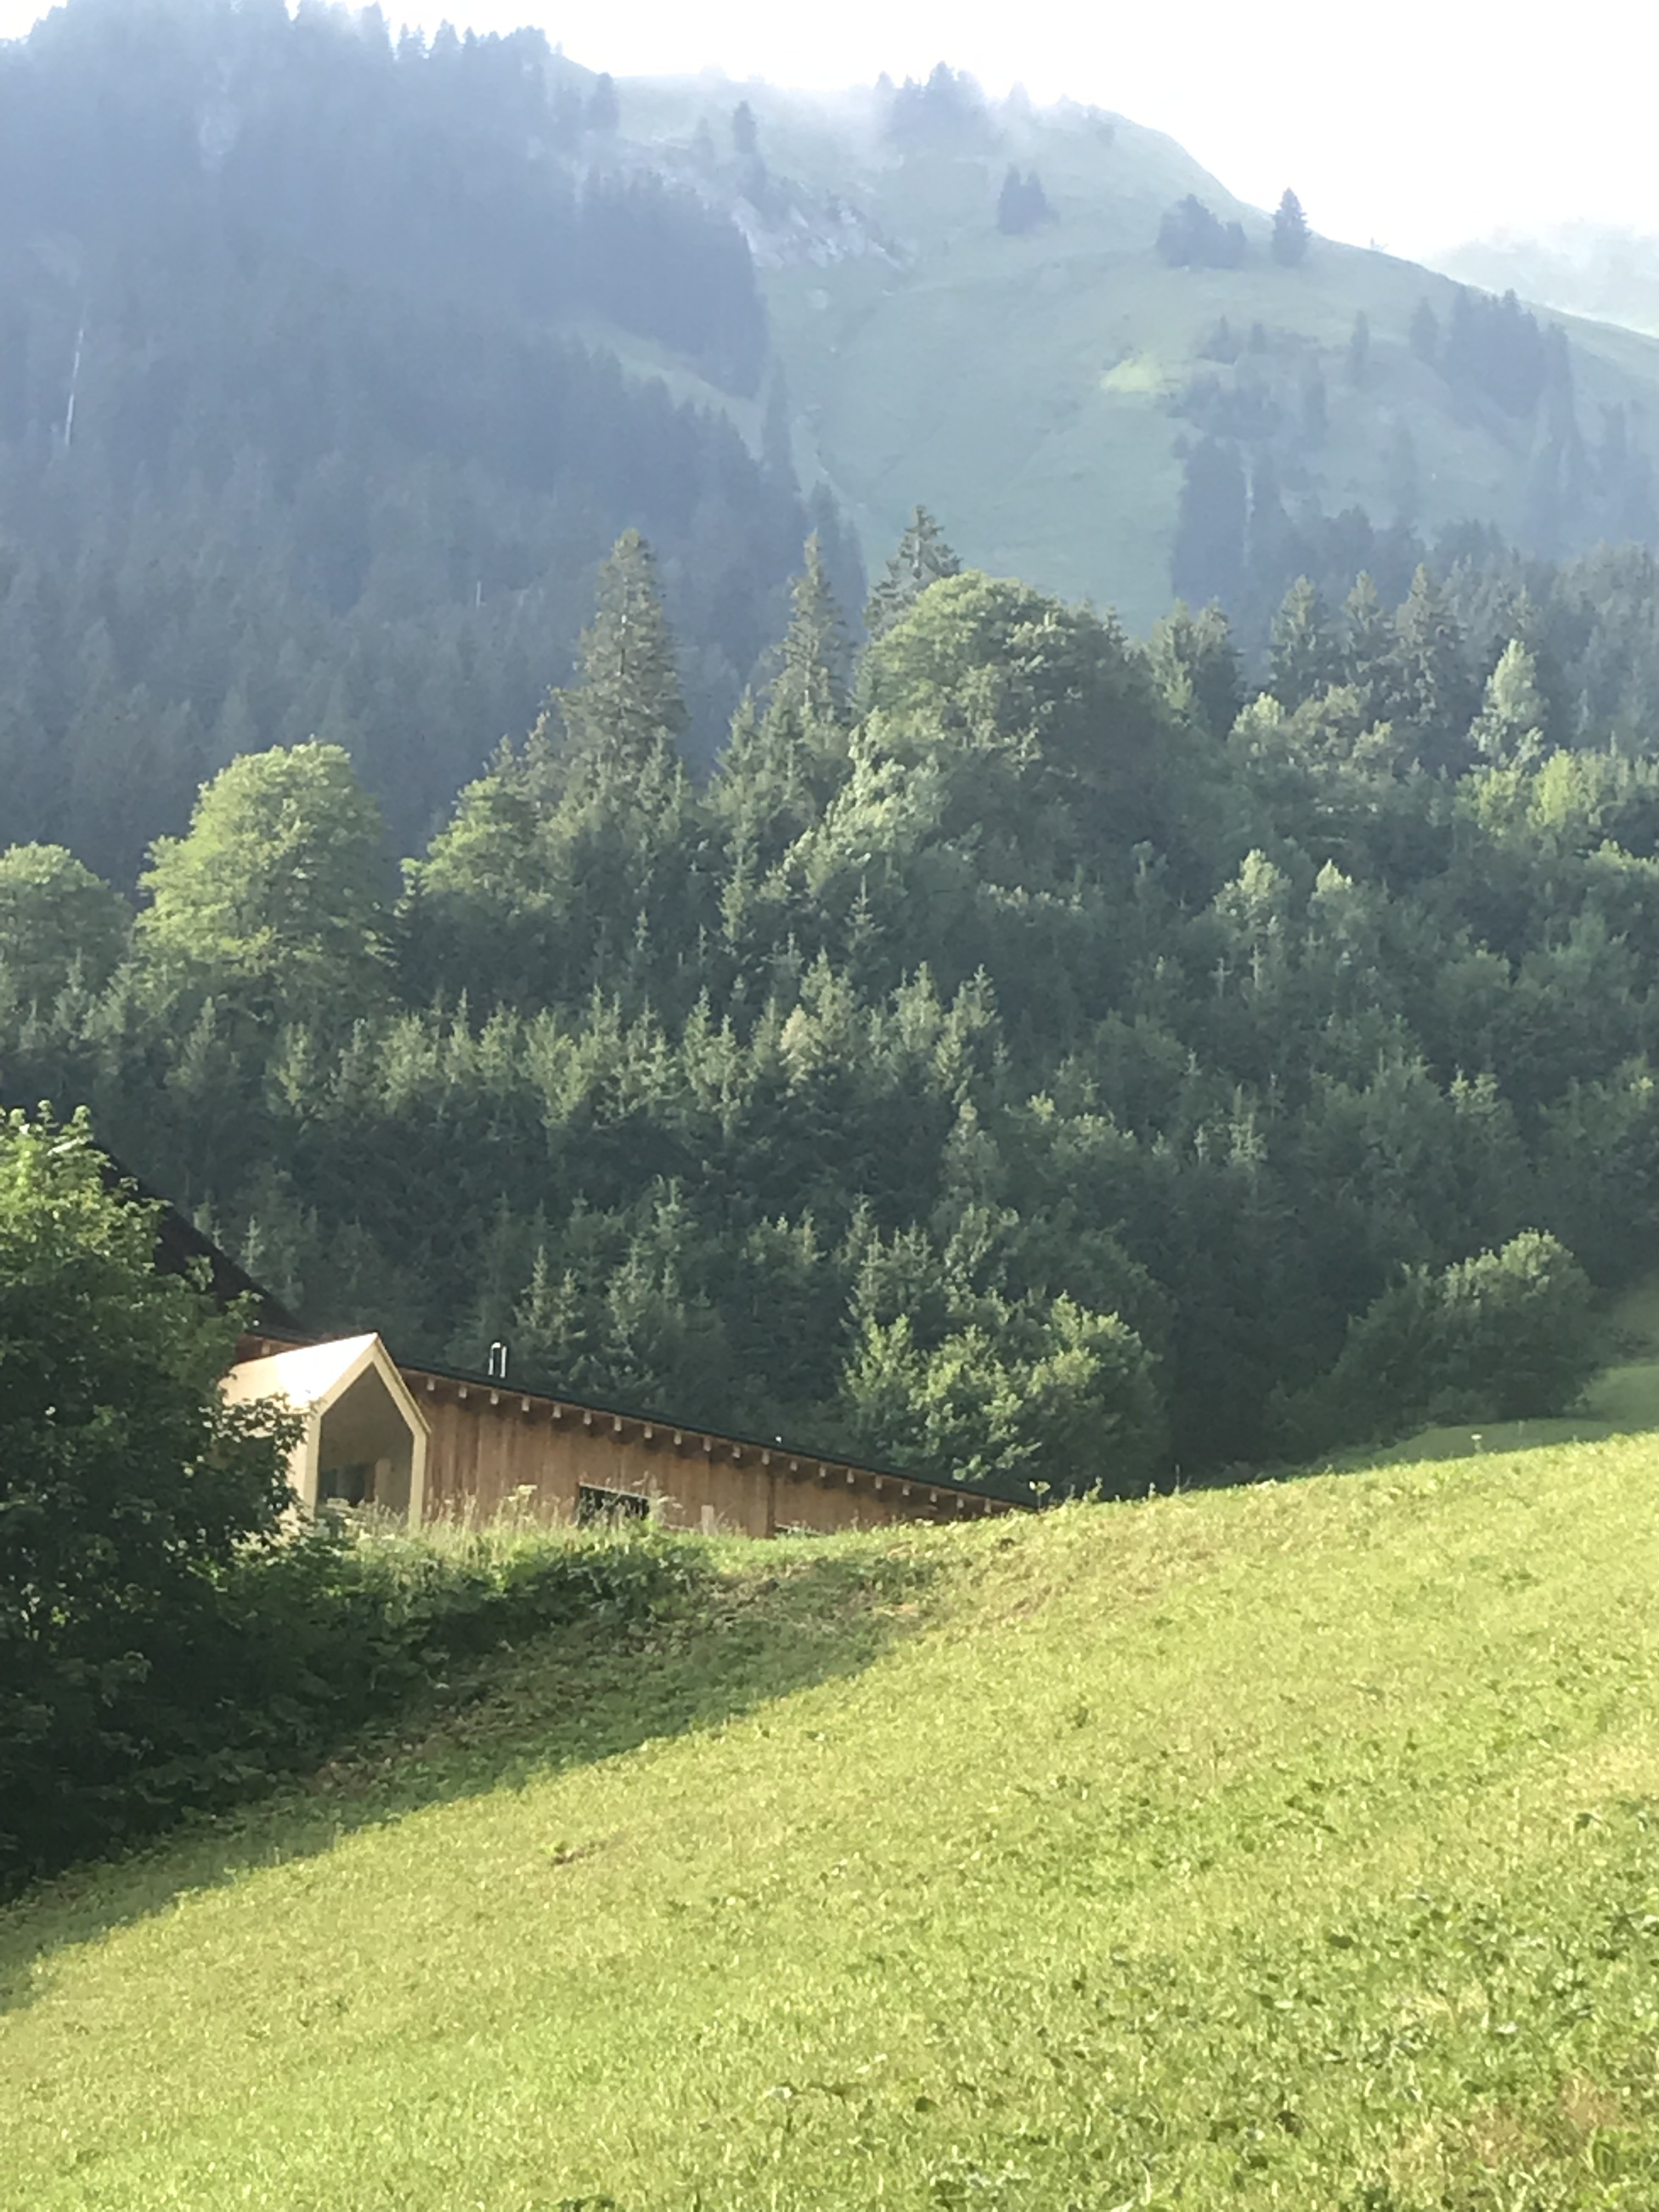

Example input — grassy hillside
[7,1434,1659,2207]
[623,79,1659,628]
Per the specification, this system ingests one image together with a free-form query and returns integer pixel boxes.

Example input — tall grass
[5,1439,1659,2207]
[2,1510,708,1894]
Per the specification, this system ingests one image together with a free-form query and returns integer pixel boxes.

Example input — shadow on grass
[0,1538,940,2019]
[1186,1415,1639,1494]
[1358,1417,1622,1467]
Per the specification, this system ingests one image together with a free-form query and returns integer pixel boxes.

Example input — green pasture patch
[5,1441,1659,2207]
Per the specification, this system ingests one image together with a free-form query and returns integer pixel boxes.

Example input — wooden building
[224,1334,430,1522]
[234,1329,1029,1537]
[133,1166,1027,1538]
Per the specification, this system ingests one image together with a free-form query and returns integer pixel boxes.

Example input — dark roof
[100,1152,307,1335]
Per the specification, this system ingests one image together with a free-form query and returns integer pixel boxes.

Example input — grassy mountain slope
[7,1434,1659,2208]
[625,79,1659,628]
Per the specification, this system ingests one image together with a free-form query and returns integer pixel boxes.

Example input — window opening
[577,1483,650,1525]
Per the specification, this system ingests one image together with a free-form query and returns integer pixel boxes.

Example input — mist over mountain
[12,0,1659,881]
[686,67,1659,631]
[0,0,853,874]
[1432,226,1659,343]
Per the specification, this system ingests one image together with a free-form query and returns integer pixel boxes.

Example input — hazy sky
[3,0,1654,258]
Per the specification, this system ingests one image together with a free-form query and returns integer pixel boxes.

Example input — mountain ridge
[1432,223,1659,343]
[8,1,1659,880]
[585,64,1659,628]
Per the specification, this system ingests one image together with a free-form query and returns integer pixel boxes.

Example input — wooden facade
[236,1334,1026,1537]
[224,1334,430,1524]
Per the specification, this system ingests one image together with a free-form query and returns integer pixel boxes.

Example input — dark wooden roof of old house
[100,1150,306,1335]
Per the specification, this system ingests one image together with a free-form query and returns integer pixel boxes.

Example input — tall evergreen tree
[996,167,1051,235]
[558,532,688,775]
[716,539,853,874]
[1341,572,1395,716]
[1386,417,1421,528]
[1392,565,1472,769]
[586,72,620,133]
[1149,603,1244,743]
[1271,189,1310,266]
[1470,639,1548,766]
[1346,311,1370,387]
[1157,196,1247,269]
[775,535,851,727]
[1171,439,1248,611]
[864,507,962,639]
[806,484,869,635]
[1269,579,1341,711]
[1299,364,1329,447]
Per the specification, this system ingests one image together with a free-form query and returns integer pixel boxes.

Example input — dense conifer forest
[10,2,1659,1492]
[0,0,845,879]
[7,508,1659,1491]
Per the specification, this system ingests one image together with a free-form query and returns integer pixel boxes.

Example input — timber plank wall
[238,1335,1026,1537]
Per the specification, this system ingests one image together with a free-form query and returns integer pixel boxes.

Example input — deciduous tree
[137,742,391,1024]
[0,1108,296,1878]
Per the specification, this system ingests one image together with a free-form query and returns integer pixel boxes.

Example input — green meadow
[6,1423,1659,2209]
[618,81,1659,629]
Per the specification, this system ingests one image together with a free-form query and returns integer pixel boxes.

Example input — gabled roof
[224,1332,431,1434]
[238,1329,1035,1510]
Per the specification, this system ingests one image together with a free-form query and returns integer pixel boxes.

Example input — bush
[202,1515,705,1776]
[4,1505,704,1895]
[0,1105,707,1895]
[843,1293,1165,1499]
[1275,1229,1598,1457]
[0,1106,296,1884]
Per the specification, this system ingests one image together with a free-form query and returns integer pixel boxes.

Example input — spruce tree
[1341,572,1395,714]
[776,534,851,726]
[1300,364,1329,446]
[1470,639,1548,765]
[1346,311,1370,387]
[997,166,1025,234]
[864,507,962,639]
[1171,439,1247,610]
[586,72,619,133]
[1269,578,1341,710]
[558,531,688,775]
[996,167,1051,235]
[1392,564,1472,767]
[716,539,852,869]
[1386,417,1421,527]
[1271,189,1310,266]
[1149,603,1243,742]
